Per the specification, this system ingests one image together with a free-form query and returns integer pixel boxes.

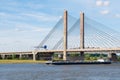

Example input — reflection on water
[0,63,120,80]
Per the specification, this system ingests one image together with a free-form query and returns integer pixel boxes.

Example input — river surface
[0,63,120,80]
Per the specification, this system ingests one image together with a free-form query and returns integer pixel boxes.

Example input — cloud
[103,1,110,6]
[0,12,6,16]
[0,0,45,13]
[96,0,110,6]
[0,11,59,22]
[26,2,44,10]
[100,10,109,15]
[14,24,50,33]
[96,0,103,6]
[95,0,110,15]
[14,28,23,32]
[0,12,59,33]
[21,13,59,22]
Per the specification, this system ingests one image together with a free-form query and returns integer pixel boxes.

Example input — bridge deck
[0,48,120,55]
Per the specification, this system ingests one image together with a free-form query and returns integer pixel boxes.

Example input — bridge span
[0,47,120,55]
[0,47,120,61]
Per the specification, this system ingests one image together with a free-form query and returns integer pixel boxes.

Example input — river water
[0,63,120,80]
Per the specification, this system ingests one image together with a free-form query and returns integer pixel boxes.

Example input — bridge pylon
[80,12,85,60]
[63,10,85,61]
[63,10,68,61]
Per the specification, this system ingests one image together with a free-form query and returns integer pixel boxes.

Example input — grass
[0,60,47,64]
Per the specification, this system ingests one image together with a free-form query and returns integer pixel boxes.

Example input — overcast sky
[0,0,120,52]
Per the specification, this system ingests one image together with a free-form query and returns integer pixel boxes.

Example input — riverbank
[0,60,46,64]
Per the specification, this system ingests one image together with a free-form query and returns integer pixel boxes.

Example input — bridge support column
[33,54,36,61]
[108,53,112,60]
[19,54,22,59]
[32,51,36,61]
[1,54,5,59]
[63,10,68,61]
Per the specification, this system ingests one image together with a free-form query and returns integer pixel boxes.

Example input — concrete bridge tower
[63,10,68,61]
[63,10,85,61]
[80,12,85,60]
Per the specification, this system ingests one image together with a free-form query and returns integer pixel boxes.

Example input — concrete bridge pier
[32,51,37,61]
[108,53,112,60]
[33,53,36,61]
[80,52,84,61]
[108,53,118,62]
[1,54,5,59]
[19,54,22,59]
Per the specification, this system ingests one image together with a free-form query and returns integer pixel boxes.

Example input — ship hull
[46,61,111,65]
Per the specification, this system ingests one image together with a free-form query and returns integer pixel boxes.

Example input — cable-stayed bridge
[0,10,120,61]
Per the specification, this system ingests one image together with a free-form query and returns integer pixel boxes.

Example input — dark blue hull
[46,61,111,65]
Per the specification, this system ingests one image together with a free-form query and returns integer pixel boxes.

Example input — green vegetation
[53,53,108,61]
[0,54,33,60]
[0,53,120,64]
[117,56,120,61]
[84,53,108,61]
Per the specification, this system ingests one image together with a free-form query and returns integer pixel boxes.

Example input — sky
[0,0,120,52]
